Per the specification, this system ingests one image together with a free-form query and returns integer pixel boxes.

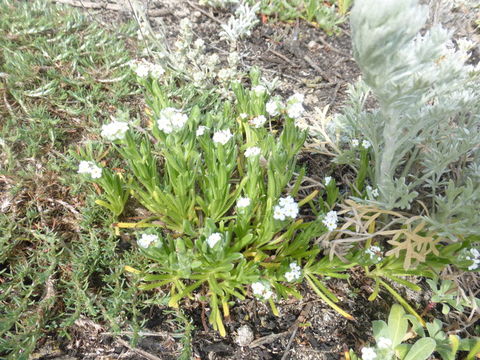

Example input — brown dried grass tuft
[320,199,443,270]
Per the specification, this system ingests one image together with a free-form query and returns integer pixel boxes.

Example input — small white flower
[239,113,249,119]
[251,282,265,296]
[285,262,302,282]
[288,93,304,103]
[237,197,251,208]
[365,246,383,262]
[101,121,129,141]
[206,233,222,248]
[322,211,338,231]
[129,60,165,78]
[244,146,261,158]
[351,139,359,147]
[252,85,267,95]
[132,63,150,78]
[324,176,332,186]
[0,138,4,147]
[263,289,273,299]
[266,99,283,116]
[274,196,299,221]
[285,93,305,119]
[138,234,159,248]
[251,281,274,300]
[157,107,189,134]
[361,347,377,360]
[149,64,165,78]
[250,115,267,128]
[213,129,233,145]
[273,205,286,221]
[196,126,207,136]
[286,102,305,119]
[377,337,392,349]
[278,196,295,207]
[78,161,102,179]
[371,188,379,197]
[362,140,371,149]
[467,248,480,270]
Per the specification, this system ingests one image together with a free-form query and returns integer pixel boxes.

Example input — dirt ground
[37,0,480,359]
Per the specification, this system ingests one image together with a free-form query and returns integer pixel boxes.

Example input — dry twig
[116,338,163,360]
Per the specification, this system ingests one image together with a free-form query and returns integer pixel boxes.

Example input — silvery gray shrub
[338,0,480,239]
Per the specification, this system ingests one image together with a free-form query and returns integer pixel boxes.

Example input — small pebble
[235,325,254,347]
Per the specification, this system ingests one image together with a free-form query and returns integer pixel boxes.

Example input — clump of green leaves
[348,304,480,360]
[82,64,358,334]
[225,0,351,35]
[427,279,480,315]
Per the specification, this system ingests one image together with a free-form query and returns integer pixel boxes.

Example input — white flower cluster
[285,262,302,282]
[351,138,371,149]
[250,115,267,128]
[322,211,338,231]
[324,176,333,186]
[157,107,188,134]
[251,281,273,300]
[101,121,129,141]
[213,129,234,145]
[138,234,159,248]
[266,97,284,117]
[377,337,392,349]
[252,85,268,96]
[237,197,251,209]
[361,347,377,360]
[196,125,208,136]
[129,59,165,78]
[244,146,261,158]
[366,185,379,198]
[78,161,102,179]
[206,232,222,248]
[266,93,305,119]
[466,248,480,271]
[286,93,305,119]
[273,196,299,221]
[365,245,383,262]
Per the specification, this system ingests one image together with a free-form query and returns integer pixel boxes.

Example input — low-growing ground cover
[1,0,479,359]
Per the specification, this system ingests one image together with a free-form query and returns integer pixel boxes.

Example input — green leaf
[388,304,408,348]
[466,338,480,360]
[372,320,387,338]
[404,338,436,360]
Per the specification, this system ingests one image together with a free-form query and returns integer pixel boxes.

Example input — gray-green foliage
[342,0,480,238]
[348,304,480,360]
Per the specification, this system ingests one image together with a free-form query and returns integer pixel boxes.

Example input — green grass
[250,0,352,35]
[0,1,189,358]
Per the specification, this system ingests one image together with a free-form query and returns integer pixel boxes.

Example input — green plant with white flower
[347,304,480,360]
[78,68,361,335]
